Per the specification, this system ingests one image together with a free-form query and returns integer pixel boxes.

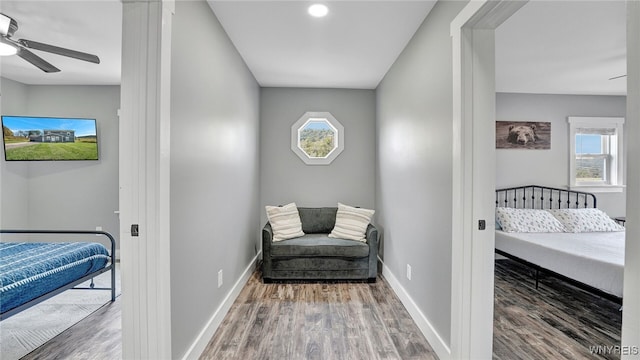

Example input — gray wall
[0,78,120,243]
[260,88,376,226]
[169,1,260,358]
[1,77,29,228]
[376,0,468,348]
[496,92,627,217]
[0,77,28,112]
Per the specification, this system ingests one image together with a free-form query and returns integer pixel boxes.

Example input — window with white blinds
[568,117,625,192]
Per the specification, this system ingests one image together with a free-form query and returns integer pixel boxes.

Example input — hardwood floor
[21,298,122,360]
[21,271,435,360]
[22,260,622,360]
[493,259,622,360]
[199,272,438,360]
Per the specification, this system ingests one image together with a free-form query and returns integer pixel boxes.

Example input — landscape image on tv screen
[2,116,99,161]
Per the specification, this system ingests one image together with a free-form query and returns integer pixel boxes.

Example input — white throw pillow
[495,207,566,233]
[329,203,375,242]
[265,202,305,241]
[547,208,625,233]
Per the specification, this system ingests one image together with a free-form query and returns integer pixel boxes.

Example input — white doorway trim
[450,1,527,359]
[119,0,174,358]
[622,1,640,357]
[452,1,640,359]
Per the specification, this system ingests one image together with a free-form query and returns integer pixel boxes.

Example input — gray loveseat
[262,207,378,282]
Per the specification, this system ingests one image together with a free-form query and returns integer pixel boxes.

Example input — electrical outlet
[218,269,223,288]
[406,264,412,280]
[95,226,102,236]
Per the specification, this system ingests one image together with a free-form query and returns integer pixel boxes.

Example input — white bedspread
[495,230,625,297]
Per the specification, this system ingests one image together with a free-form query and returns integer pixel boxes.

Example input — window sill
[569,185,625,193]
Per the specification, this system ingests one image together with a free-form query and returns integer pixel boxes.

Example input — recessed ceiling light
[308,4,329,18]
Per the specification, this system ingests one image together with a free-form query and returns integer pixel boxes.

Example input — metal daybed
[0,229,116,320]
[495,185,625,304]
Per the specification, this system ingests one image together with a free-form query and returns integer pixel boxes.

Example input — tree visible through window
[299,120,336,158]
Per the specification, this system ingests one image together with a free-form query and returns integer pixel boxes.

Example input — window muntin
[568,117,624,191]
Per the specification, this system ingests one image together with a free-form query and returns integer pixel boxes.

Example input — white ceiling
[495,0,626,96]
[208,1,436,89]
[0,0,628,95]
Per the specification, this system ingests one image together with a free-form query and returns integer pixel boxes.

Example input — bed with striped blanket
[0,230,116,320]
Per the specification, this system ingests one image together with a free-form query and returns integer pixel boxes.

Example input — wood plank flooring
[20,260,623,360]
[199,272,438,360]
[493,259,622,360]
[20,298,122,360]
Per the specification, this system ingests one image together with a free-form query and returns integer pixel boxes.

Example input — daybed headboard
[496,185,596,209]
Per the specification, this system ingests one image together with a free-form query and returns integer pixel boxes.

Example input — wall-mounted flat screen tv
[2,115,99,161]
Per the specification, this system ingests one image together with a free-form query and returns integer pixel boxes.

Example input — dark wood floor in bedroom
[21,261,623,360]
[493,259,622,360]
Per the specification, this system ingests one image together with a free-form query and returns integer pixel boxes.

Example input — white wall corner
[379,257,452,360]
[181,251,262,360]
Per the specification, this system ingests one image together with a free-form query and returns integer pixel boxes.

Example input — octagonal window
[291,112,344,165]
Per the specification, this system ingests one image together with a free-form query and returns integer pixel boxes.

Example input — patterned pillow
[329,203,375,242]
[265,202,305,241]
[495,207,566,233]
[547,208,625,233]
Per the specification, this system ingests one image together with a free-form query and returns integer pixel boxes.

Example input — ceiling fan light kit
[0,41,17,56]
[0,12,100,72]
[0,12,17,36]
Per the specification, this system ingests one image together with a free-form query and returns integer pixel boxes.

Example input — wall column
[119,0,173,358]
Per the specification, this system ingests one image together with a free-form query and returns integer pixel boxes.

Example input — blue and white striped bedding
[0,242,110,314]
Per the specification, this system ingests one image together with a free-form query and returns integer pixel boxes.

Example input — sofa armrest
[366,224,378,247]
[262,222,273,255]
[262,222,274,280]
[366,224,379,280]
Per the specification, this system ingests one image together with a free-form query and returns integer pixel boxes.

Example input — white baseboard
[379,257,451,360]
[181,251,261,360]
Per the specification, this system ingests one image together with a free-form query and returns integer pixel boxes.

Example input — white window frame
[568,116,625,193]
[290,111,344,165]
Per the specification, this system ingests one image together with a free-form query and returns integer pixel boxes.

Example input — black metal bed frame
[0,229,117,320]
[495,184,597,210]
[495,185,622,304]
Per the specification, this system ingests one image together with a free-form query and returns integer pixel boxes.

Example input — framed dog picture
[496,121,551,149]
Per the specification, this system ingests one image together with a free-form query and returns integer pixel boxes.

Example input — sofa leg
[263,278,273,284]
[367,277,376,283]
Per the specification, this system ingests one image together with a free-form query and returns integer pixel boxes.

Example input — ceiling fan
[0,12,100,73]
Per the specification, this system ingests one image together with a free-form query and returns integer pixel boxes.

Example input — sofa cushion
[265,202,305,241]
[270,233,369,258]
[297,207,337,234]
[329,203,375,242]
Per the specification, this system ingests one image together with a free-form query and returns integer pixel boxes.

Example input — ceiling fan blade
[18,39,100,64]
[17,47,60,73]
